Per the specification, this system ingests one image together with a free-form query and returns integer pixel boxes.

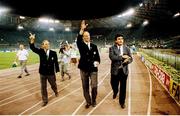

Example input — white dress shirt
[85,42,90,50]
[118,45,123,56]
[17,49,29,60]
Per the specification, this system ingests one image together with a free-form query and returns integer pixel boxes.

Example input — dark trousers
[111,69,128,105]
[40,74,58,103]
[80,70,98,104]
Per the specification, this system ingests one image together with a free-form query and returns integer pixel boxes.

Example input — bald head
[42,40,50,50]
[83,31,90,43]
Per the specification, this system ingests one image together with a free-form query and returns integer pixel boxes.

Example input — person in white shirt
[70,44,79,66]
[58,44,71,81]
[16,44,30,78]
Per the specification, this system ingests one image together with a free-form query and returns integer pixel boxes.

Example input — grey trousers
[80,70,98,104]
[19,60,28,76]
[40,74,58,103]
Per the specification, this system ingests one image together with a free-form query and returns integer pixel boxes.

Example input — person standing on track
[109,34,133,109]
[29,33,59,107]
[76,20,101,109]
[58,44,71,81]
[15,44,30,78]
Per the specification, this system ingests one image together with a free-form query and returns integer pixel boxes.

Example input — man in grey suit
[109,34,133,109]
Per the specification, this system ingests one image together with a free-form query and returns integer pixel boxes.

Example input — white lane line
[29,64,109,115]
[31,71,109,115]
[72,101,85,116]
[0,87,44,107]
[19,78,80,115]
[0,69,79,106]
[30,87,82,115]
[0,83,26,91]
[87,91,113,115]
[144,65,152,115]
[128,64,132,115]
[0,67,76,87]
[0,68,76,92]
[72,72,109,115]
[0,81,39,93]
[0,78,72,107]
[0,76,39,90]
[0,70,38,83]
[0,84,39,103]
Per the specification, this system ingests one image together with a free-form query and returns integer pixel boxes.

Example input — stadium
[0,0,179,115]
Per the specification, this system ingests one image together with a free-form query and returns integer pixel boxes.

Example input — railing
[140,49,180,70]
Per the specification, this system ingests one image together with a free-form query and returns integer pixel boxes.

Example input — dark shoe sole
[55,93,59,97]
[25,74,30,76]
[120,104,125,109]
[85,104,91,109]
[17,76,22,78]
[42,102,48,107]
[113,94,117,99]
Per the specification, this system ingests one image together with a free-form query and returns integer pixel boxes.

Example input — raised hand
[79,20,88,35]
[80,20,88,30]
[29,33,35,43]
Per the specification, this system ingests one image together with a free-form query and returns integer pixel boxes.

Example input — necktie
[46,50,49,60]
[119,47,121,54]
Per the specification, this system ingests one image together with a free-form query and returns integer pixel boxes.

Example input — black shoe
[92,101,96,107]
[85,103,91,109]
[69,75,71,80]
[25,73,30,76]
[120,104,125,109]
[17,76,22,78]
[55,92,59,97]
[42,102,48,107]
[113,94,117,99]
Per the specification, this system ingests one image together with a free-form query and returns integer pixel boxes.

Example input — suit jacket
[77,34,100,72]
[30,43,60,75]
[109,44,133,76]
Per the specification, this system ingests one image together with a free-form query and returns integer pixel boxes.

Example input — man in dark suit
[76,20,100,108]
[29,33,59,107]
[109,34,133,109]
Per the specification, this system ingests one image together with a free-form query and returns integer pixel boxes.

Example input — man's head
[19,44,24,50]
[42,40,50,50]
[64,44,69,50]
[83,31,90,43]
[114,34,124,46]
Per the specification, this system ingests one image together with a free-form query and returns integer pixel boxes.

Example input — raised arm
[77,20,88,47]
[29,33,40,54]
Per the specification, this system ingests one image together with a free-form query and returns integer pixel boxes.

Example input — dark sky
[0,0,143,20]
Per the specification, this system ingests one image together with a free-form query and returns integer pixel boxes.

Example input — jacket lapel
[114,45,119,54]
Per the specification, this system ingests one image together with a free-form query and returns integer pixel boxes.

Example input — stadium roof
[0,0,179,32]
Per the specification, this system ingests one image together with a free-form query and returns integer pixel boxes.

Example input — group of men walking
[16,20,133,109]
